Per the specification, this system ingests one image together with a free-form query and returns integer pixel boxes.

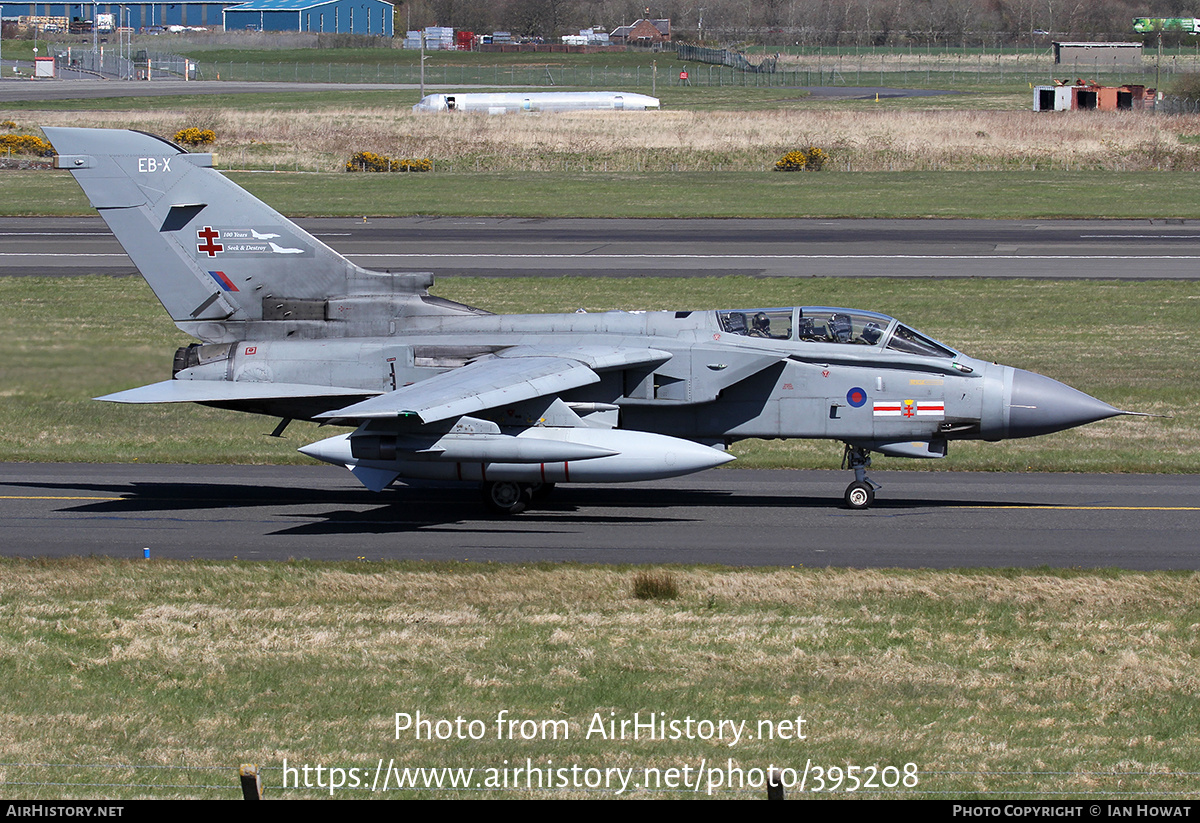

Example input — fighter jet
[46,127,1136,513]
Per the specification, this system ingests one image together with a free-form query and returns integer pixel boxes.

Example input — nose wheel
[842,445,880,509]
[844,481,875,509]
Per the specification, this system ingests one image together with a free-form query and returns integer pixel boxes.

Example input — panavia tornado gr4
[47,127,1138,513]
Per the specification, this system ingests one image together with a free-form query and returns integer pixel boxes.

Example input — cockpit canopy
[716,307,957,358]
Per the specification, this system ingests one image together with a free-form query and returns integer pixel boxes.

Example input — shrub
[345,151,432,172]
[0,134,54,157]
[346,150,392,172]
[632,571,679,601]
[0,120,17,130]
[394,157,433,172]
[775,146,828,171]
[1168,72,1200,101]
[173,127,216,147]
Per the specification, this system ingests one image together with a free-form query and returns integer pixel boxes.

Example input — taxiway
[1,464,1195,568]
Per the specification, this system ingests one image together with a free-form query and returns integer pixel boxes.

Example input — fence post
[239,764,262,800]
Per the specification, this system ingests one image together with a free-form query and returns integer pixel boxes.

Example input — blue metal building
[223,0,392,35]
[0,2,232,29]
[0,0,393,33]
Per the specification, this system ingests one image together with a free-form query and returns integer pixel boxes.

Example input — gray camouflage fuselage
[44,126,1130,509]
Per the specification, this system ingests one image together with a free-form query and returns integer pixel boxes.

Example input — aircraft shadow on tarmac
[6,479,1042,535]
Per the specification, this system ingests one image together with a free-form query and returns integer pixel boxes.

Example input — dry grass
[4,559,1200,798]
[25,105,1200,172]
[631,571,679,601]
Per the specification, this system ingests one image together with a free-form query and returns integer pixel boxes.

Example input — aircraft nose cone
[1007,369,1122,438]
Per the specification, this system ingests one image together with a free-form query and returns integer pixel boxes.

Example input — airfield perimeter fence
[5,759,1200,798]
[50,45,193,80]
[50,46,135,80]
[189,54,1200,90]
[1157,95,1200,114]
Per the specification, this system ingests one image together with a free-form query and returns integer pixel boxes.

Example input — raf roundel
[846,387,867,408]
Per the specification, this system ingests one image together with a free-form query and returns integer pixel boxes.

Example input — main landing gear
[480,481,557,515]
[841,445,881,510]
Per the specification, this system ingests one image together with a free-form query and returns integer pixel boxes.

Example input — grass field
[7,86,1198,176]
[4,169,1200,218]
[0,275,1194,472]
[3,558,1199,799]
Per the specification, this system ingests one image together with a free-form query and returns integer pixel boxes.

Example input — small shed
[223,0,393,35]
[1034,82,1155,111]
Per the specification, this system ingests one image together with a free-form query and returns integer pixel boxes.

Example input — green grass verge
[158,43,1162,95]
[3,558,1199,799]
[5,169,1200,219]
[0,276,1194,471]
[0,85,829,112]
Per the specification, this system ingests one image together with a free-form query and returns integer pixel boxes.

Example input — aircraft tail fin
[46,127,428,339]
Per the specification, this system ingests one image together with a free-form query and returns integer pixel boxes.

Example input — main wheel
[844,481,874,510]
[481,481,529,515]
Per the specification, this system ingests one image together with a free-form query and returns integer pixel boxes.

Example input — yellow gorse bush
[395,157,433,172]
[345,151,432,172]
[0,134,54,156]
[775,146,828,171]
[173,127,216,147]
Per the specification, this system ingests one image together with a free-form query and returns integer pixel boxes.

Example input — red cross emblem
[902,400,915,418]
[197,226,223,257]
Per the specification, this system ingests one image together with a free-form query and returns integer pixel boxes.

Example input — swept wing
[316,347,671,425]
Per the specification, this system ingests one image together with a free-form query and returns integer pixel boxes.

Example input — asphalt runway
[1,463,1196,568]
[4,215,1200,279]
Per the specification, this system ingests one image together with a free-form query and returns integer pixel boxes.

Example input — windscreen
[886,325,956,358]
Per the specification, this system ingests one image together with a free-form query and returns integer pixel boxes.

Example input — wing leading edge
[97,380,381,404]
[315,355,601,425]
[316,347,672,426]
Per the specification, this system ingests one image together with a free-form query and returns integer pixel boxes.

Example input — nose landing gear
[842,445,880,509]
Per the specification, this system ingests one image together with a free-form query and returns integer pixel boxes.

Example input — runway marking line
[965,505,1199,511]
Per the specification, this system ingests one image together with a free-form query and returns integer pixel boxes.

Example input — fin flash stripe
[208,270,239,292]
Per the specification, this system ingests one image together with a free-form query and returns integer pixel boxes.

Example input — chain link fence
[34,41,1200,90]
[186,57,1199,90]
[675,43,778,72]
[51,46,133,79]
[137,49,196,79]
[1156,95,1200,113]
[50,45,194,80]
